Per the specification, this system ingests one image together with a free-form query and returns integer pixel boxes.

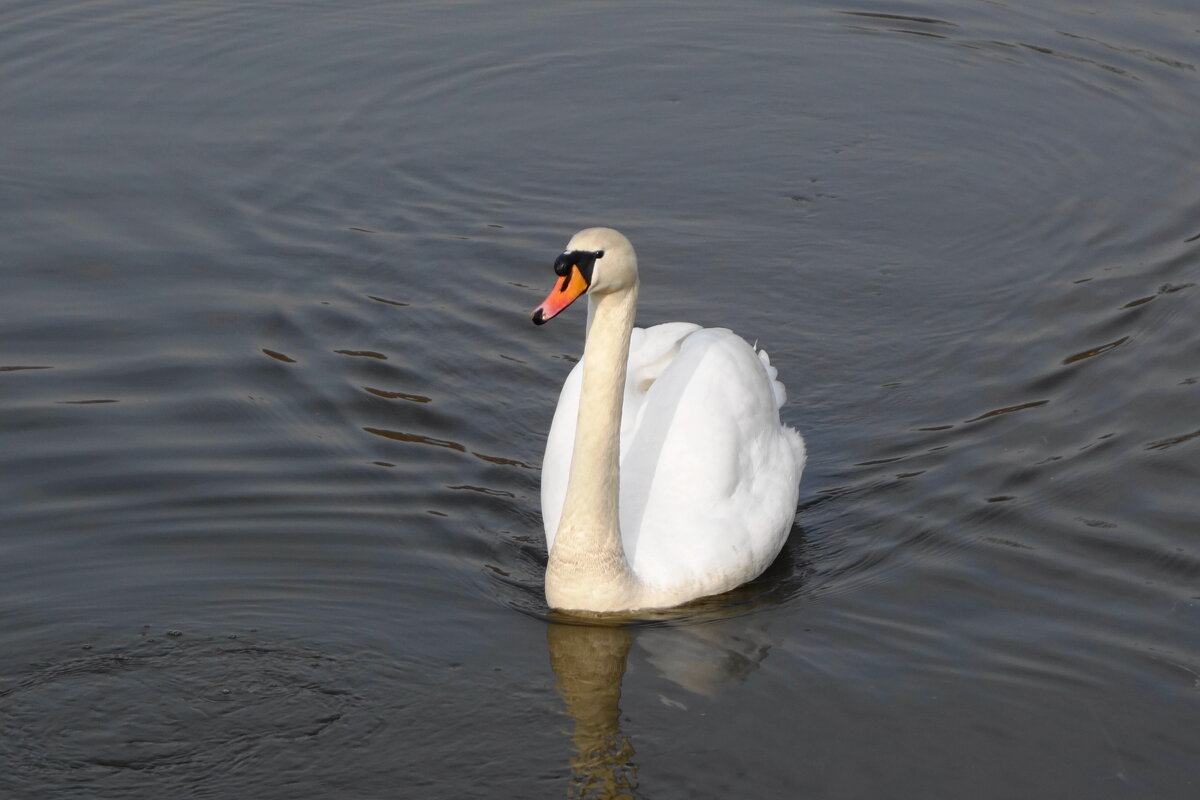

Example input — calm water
[2,0,1198,797]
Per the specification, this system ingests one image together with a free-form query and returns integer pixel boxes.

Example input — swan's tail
[756,348,788,408]
[784,425,808,475]
[757,348,807,473]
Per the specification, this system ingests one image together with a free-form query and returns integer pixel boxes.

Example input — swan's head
[532,227,638,325]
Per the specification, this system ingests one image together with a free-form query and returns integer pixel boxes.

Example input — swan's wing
[619,328,805,596]
[540,356,582,550]
[541,323,702,549]
[537,321,700,546]
[542,322,807,599]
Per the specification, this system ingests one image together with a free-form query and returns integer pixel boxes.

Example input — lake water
[2,1,1198,797]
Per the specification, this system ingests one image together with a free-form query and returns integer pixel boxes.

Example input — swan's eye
[595,250,604,258]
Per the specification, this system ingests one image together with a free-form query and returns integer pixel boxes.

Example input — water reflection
[547,609,778,798]
[547,623,637,799]
[636,620,774,699]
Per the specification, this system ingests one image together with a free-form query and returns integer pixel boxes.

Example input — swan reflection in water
[547,623,638,799]
[545,584,783,799]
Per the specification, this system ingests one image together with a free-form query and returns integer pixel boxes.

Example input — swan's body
[532,228,805,613]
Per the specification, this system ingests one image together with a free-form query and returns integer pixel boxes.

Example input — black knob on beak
[553,253,574,277]
[553,250,605,280]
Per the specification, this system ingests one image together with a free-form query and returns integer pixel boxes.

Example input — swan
[531,228,806,613]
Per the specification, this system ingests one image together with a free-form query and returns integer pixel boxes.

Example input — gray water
[2,1,1198,797]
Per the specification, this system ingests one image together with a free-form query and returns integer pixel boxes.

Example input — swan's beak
[532,265,589,325]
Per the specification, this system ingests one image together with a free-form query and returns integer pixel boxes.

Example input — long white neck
[545,283,642,612]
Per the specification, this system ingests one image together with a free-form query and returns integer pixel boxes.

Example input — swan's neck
[546,284,641,611]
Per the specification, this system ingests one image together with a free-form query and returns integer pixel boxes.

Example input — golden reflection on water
[545,591,782,798]
[547,622,637,800]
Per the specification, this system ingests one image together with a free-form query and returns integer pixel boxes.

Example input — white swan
[532,228,806,613]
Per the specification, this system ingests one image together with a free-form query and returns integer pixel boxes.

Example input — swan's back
[542,323,805,600]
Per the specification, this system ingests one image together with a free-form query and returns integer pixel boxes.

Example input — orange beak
[532,265,589,325]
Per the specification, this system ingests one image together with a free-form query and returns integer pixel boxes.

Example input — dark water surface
[3,0,1198,797]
